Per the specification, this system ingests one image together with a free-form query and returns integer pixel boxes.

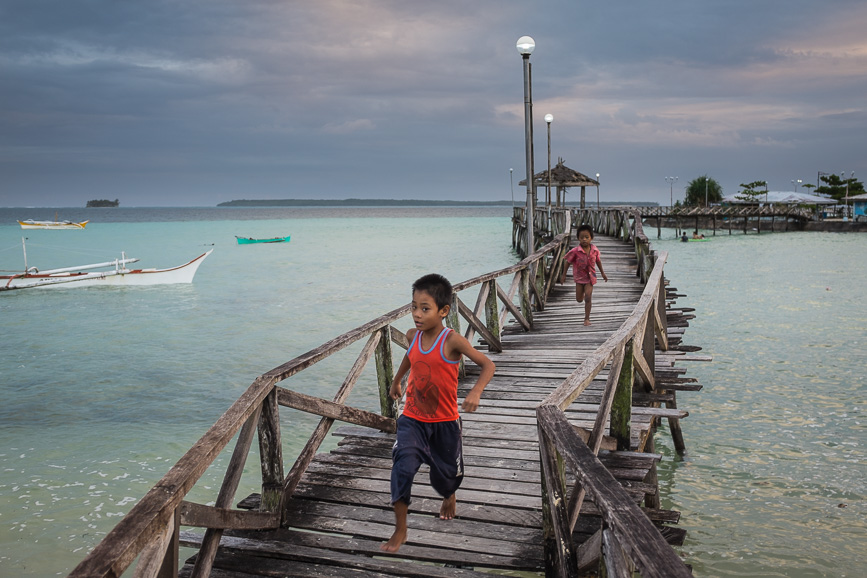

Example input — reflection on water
[655,230,866,577]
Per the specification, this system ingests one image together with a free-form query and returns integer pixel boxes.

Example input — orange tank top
[402,327,461,422]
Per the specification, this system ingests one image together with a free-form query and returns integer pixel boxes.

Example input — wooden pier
[633,205,812,236]
[69,208,706,577]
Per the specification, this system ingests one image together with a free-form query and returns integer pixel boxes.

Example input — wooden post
[610,339,634,451]
[257,386,283,514]
[519,268,534,329]
[375,326,397,418]
[642,308,655,390]
[191,405,263,578]
[446,293,465,376]
[538,425,579,577]
[643,429,661,510]
[484,280,501,351]
[665,391,687,453]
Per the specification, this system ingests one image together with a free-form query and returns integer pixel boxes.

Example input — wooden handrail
[537,406,692,577]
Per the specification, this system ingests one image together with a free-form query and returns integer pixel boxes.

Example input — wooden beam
[498,272,527,332]
[496,280,531,331]
[463,281,489,343]
[178,501,277,530]
[456,296,502,353]
[131,511,176,578]
[276,388,396,433]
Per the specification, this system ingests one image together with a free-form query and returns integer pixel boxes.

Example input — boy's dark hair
[412,274,453,310]
[577,224,594,237]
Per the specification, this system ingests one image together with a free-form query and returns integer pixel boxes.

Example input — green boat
[236,236,291,245]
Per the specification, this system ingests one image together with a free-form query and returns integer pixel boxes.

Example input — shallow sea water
[0,208,864,576]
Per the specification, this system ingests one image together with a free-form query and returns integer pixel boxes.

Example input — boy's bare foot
[583,320,592,326]
[380,528,407,552]
[440,494,457,520]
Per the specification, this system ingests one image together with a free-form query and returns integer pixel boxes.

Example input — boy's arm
[446,333,495,413]
[389,329,416,400]
[597,257,608,282]
[560,251,573,283]
[559,262,569,284]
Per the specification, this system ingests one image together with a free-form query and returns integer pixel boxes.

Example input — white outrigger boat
[19,219,89,230]
[1,239,212,291]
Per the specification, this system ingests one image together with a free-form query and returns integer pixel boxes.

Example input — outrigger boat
[19,219,89,230]
[235,235,290,244]
[1,239,212,291]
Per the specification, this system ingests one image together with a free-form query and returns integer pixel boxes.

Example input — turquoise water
[654,230,866,577]
[0,209,864,576]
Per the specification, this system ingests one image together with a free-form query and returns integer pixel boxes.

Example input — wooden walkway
[176,233,702,576]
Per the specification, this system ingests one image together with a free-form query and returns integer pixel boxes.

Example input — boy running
[560,224,608,326]
[380,273,496,553]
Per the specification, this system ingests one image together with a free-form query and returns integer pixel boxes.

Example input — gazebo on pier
[519,157,599,208]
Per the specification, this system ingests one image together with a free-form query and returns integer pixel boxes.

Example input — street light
[509,168,514,207]
[665,176,678,207]
[791,179,802,192]
[596,173,600,209]
[517,35,536,254]
[544,113,553,207]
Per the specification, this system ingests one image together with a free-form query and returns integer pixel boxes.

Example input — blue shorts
[390,414,464,505]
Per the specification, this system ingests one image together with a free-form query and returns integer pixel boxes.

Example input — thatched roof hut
[518,158,599,207]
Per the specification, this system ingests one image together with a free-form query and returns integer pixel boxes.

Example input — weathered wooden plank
[276,387,396,433]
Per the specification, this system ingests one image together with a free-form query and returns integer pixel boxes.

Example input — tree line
[676,174,863,206]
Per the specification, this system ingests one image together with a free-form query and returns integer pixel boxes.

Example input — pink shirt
[565,245,602,285]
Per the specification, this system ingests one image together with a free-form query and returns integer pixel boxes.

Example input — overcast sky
[1,0,865,207]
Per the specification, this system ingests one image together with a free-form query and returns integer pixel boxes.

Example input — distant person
[560,224,608,326]
[681,233,689,242]
[381,274,495,553]
[692,230,705,239]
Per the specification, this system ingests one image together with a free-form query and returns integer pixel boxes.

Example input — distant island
[217,198,658,207]
[86,199,119,207]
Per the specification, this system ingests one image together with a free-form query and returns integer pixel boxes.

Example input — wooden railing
[70,206,690,577]
[511,205,571,256]
[68,225,572,578]
[534,207,691,576]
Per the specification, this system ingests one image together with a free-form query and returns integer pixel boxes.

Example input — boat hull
[1,250,212,291]
[236,236,290,244]
[19,220,89,230]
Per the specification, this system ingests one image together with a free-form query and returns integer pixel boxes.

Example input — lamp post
[704,176,708,207]
[665,176,678,207]
[791,179,802,192]
[517,35,536,254]
[509,168,514,207]
[544,113,553,207]
[596,173,600,209]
